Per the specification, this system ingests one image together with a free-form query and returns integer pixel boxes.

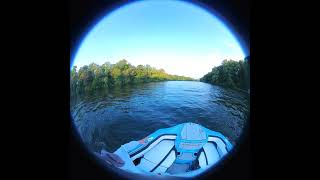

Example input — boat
[111,122,233,177]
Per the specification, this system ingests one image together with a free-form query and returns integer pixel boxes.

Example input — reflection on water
[71,81,249,152]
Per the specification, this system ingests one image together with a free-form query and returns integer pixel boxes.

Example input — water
[70,81,249,152]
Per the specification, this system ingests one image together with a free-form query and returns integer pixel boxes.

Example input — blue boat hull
[112,122,233,177]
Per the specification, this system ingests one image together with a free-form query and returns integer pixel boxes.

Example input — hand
[98,150,125,167]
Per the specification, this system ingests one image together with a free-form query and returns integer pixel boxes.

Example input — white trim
[208,137,227,156]
[131,135,176,160]
[198,151,207,168]
[202,143,220,165]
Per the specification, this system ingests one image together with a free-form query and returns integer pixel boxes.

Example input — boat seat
[166,163,190,174]
[198,142,220,168]
[136,140,176,173]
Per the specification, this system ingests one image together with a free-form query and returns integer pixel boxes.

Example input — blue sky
[72,0,247,79]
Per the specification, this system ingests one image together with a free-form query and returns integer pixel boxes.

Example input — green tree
[200,57,250,91]
[70,59,194,94]
[70,66,78,94]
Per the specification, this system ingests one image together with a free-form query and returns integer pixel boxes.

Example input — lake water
[70,81,249,152]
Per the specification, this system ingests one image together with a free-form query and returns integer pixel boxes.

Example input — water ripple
[71,81,249,152]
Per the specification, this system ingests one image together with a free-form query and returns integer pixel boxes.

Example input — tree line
[71,59,194,94]
[200,56,250,91]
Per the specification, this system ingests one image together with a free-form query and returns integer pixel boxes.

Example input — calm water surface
[71,81,249,152]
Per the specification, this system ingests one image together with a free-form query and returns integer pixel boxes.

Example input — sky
[71,0,247,79]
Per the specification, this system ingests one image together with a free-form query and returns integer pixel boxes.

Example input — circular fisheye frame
[70,0,250,179]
